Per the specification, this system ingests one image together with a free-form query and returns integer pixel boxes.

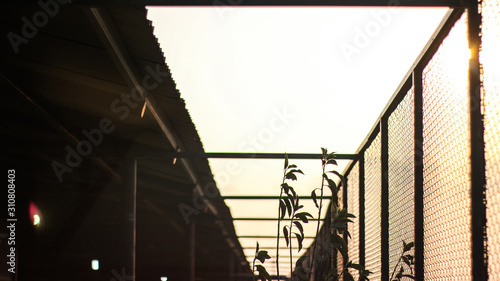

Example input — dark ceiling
[0,5,250,281]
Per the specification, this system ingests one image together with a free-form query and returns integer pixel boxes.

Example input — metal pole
[380,119,389,281]
[190,221,195,281]
[124,158,137,281]
[467,0,488,280]
[413,69,425,281]
[358,153,366,269]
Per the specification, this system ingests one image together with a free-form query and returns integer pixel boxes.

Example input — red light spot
[29,202,41,226]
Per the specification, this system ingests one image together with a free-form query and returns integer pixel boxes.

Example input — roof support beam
[86,7,218,216]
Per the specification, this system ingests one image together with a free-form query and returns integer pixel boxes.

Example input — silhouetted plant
[276,154,312,278]
[311,148,371,281]
[254,148,414,281]
[390,241,415,281]
[253,242,271,281]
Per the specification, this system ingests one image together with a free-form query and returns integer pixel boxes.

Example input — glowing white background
[147,7,448,276]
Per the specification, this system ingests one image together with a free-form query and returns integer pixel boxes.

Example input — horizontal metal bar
[232,274,288,280]
[231,218,323,221]
[36,0,466,7]
[243,247,305,250]
[238,235,315,239]
[163,152,357,160]
[222,196,318,200]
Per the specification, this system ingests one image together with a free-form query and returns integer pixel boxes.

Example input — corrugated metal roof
[1,4,250,281]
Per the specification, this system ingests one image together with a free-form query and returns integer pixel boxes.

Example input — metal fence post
[380,119,389,281]
[359,153,366,270]
[467,1,488,280]
[413,69,424,281]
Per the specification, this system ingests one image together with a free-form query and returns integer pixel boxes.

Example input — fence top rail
[2,0,467,7]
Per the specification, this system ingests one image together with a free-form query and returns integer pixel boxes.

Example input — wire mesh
[422,13,471,280]
[364,133,382,281]
[337,179,345,279]
[347,161,360,279]
[388,88,415,279]
[482,0,500,279]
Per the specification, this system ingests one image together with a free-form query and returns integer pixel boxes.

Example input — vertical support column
[467,1,488,280]
[229,253,235,281]
[358,154,366,269]
[343,176,349,266]
[190,221,196,281]
[380,119,389,281]
[413,70,425,281]
[124,158,137,281]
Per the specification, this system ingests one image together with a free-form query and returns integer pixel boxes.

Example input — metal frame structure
[2,0,486,280]
[154,2,486,280]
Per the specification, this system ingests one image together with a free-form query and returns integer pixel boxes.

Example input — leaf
[295,255,309,268]
[256,241,259,254]
[331,192,339,207]
[288,185,297,197]
[402,255,411,267]
[293,221,304,237]
[330,233,348,259]
[396,266,404,279]
[289,169,304,175]
[329,170,345,187]
[294,204,304,212]
[281,183,290,194]
[327,178,337,190]
[321,147,327,157]
[360,269,373,281]
[327,159,337,166]
[403,241,414,252]
[279,199,286,220]
[284,196,292,217]
[285,171,297,181]
[295,256,311,281]
[256,264,271,281]
[311,189,319,208]
[288,164,297,169]
[283,226,289,246]
[402,275,415,279]
[294,212,313,223]
[348,263,364,271]
[295,232,303,251]
[344,272,355,281]
[404,254,415,265]
[256,250,271,263]
[284,153,289,169]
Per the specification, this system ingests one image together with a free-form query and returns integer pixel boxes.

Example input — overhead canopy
[0,5,250,281]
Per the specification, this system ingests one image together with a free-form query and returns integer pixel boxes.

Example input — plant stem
[389,253,403,281]
[289,216,294,279]
[276,173,286,281]
[310,161,327,276]
[252,258,256,281]
[335,258,351,281]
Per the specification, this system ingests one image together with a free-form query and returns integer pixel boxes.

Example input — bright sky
[147,6,448,277]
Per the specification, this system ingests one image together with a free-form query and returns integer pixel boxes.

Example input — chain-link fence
[306,3,498,280]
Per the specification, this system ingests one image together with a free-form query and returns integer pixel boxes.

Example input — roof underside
[0,5,250,281]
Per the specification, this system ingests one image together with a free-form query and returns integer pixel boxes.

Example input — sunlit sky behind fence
[147,6,448,276]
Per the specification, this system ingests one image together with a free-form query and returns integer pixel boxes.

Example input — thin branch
[311,159,327,275]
